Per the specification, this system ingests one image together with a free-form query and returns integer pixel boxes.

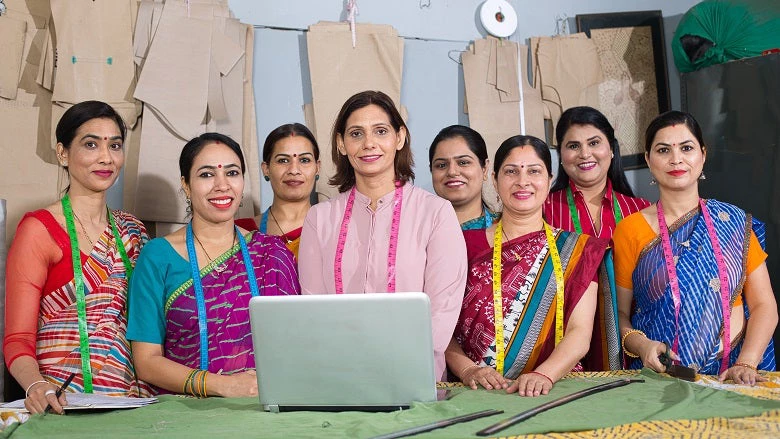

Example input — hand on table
[461,365,509,390]
[506,371,553,397]
[214,370,258,397]
[718,364,766,386]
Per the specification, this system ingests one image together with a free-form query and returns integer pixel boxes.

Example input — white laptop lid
[249,292,437,412]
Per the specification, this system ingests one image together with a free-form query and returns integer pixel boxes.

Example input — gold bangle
[621,329,646,358]
[734,362,757,371]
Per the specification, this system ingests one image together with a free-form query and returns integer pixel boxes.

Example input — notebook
[249,292,437,412]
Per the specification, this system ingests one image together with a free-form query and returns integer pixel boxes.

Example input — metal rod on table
[370,409,504,439]
[476,378,645,437]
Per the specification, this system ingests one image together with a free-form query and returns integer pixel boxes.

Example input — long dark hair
[551,106,637,197]
[329,91,414,193]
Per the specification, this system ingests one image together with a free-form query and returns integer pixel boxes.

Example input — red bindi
[217,164,222,168]
[293,153,297,158]
[104,136,108,140]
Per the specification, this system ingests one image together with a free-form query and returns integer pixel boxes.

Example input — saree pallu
[36,211,151,396]
[630,199,775,374]
[456,229,606,379]
[582,249,621,371]
[163,232,299,374]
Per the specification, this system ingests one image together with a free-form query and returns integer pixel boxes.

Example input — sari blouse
[4,209,150,395]
[458,228,606,378]
[127,231,300,375]
[613,200,775,373]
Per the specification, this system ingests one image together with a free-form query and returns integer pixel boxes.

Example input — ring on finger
[44,390,56,396]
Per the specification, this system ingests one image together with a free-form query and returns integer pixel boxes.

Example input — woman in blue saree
[613,111,776,384]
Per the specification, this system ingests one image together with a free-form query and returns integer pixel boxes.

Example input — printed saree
[629,199,776,374]
[163,232,299,374]
[456,229,606,379]
[36,210,151,396]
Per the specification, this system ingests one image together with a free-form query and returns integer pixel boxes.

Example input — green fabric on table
[10,370,780,439]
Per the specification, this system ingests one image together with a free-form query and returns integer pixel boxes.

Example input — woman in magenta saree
[128,133,299,397]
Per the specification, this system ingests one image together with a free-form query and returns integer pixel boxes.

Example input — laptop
[249,292,437,412]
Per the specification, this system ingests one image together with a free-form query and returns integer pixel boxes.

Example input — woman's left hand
[718,364,767,386]
[506,371,553,397]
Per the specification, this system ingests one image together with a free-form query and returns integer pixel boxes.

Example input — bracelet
[621,329,646,358]
[528,371,554,386]
[733,362,758,371]
[25,380,49,398]
[458,363,480,380]
[183,369,198,395]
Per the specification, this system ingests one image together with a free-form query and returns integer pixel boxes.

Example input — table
[4,370,780,438]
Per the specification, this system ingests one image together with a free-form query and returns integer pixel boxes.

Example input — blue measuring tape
[185,223,261,371]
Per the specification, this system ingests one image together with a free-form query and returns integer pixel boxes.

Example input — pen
[44,372,76,414]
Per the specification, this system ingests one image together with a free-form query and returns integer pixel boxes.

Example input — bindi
[293,153,298,158]
[217,164,222,168]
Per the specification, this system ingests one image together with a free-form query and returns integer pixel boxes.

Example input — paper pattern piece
[306,21,404,201]
[1,394,158,411]
[462,37,545,211]
[132,0,256,224]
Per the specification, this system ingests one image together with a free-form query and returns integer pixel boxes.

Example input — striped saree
[629,199,775,374]
[36,210,151,396]
[457,229,606,378]
[163,232,300,374]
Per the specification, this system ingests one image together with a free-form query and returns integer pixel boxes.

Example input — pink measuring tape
[334,182,404,294]
[657,199,731,374]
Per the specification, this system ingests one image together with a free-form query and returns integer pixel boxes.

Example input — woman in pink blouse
[298,91,467,381]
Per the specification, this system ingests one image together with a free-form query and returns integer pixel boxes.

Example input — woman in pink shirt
[298,91,467,381]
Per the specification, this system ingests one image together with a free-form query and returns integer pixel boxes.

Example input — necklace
[73,211,96,249]
[192,229,236,274]
[185,223,260,370]
[268,205,292,244]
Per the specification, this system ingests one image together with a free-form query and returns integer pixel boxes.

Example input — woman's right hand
[635,338,672,373]
[212,370,258,397]
[461,366,509,390]
[25,381,67,415]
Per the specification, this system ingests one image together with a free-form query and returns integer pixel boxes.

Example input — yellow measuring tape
[492,221,564,376]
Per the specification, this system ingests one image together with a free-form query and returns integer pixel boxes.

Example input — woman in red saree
[4,101,151,414]
[447,135,607,397]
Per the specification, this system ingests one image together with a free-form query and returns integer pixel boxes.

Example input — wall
[229,0,701,207]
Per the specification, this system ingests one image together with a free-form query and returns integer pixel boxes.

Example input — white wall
[229,0,701,207]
